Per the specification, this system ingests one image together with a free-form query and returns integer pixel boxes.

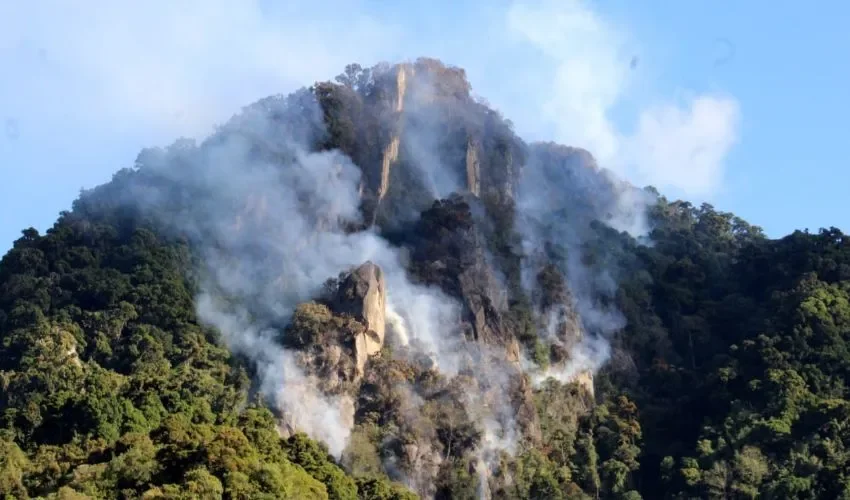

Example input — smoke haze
[1,0,742,252]
[111,86,524,498]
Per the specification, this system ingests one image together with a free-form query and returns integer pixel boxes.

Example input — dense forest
[2,59,850,499]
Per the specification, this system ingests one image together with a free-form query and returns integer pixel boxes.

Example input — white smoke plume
[399,63,470,200]
[531,334,611,387]
[4,0,746,495]
[505,0,736,390]
[514,142,637,388]
[196,294,355,455]
[119,93,467,458]
[68,51,665,495]
[117,86,525,489]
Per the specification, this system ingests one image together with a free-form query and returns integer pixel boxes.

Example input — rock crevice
[466,139,481,197]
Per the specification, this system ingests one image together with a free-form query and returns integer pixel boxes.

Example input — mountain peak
[8,56,840,500]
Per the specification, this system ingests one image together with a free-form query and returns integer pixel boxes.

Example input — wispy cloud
[626,95,740,197]
[505,0,740,198]
[0,1,399,139]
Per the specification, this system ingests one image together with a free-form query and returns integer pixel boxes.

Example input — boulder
[333,261,387,373]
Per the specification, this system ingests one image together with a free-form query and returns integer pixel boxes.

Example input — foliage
[5,58,850,500]
[0,216,412,498]
[601,199,850,499]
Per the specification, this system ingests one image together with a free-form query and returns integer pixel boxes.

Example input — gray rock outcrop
[333,261,387,374]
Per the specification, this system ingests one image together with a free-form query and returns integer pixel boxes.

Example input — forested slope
[0,215,414,499]
[2,59,850,500]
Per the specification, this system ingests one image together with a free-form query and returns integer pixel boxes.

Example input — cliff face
[465,139,481,197]
[304,59,607,408]
[317,58,524,229]
[408,196,515,356]
[332,261,387,374]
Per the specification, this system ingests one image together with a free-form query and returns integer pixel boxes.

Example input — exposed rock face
[458,260,518,362]
[466,139,481,197]
[504,148,516,200]
[287,60,610,478]
[401,440,443,498]
[411,195,518,361]
[405,195,545,447]
[277,262,391,444]
[333,261,387,374]
[331,59,522,229]
[513,373,542,443]
[379,65,408,203]
[378,136,400,202]
[396,64,410,112]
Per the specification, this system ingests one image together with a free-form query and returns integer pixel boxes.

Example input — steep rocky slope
[91,58,624,497]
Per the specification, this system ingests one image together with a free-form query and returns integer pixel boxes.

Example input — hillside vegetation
[2,59,850,499]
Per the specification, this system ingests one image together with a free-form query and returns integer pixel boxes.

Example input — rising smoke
[514,141,654,386]
[121,82,525,493]
[6,1,745,497]
[103,55,659,497]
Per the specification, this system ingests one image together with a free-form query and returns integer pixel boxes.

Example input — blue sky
[1,0,848,252]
